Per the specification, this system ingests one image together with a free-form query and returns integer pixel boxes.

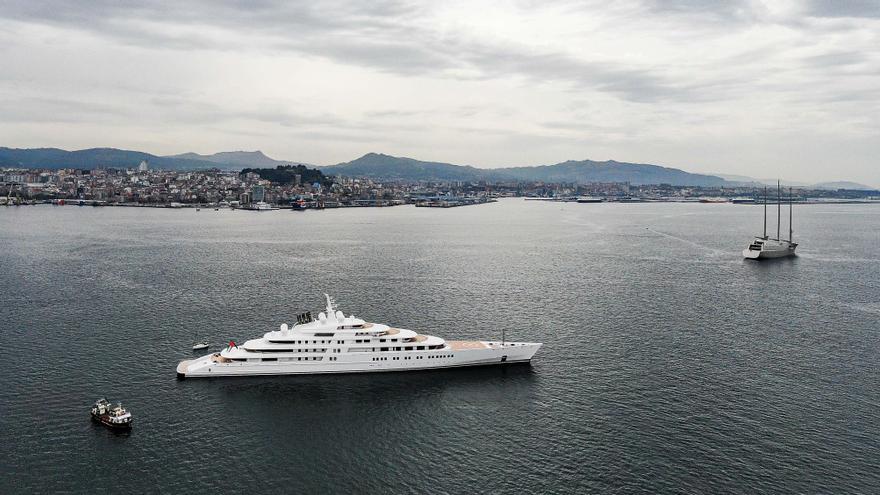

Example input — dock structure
[412,196,496,208]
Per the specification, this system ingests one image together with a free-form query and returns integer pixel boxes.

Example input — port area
[413,196,498,208]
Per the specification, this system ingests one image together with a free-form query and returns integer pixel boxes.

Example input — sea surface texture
[1,200,878,494]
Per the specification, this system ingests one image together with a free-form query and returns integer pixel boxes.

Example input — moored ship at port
[177,295,541,378]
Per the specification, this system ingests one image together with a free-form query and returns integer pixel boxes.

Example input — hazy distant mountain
[0,147,223,171]
[321,153,497,182]
[322,153,726,186]
[0,147,313,171]
[711,173,875,190]
[710,173,809,187]
[168,150,312,169]
[502,159,726,186]
[811,181,876,191]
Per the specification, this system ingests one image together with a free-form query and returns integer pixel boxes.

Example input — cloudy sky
[1,0,878,184]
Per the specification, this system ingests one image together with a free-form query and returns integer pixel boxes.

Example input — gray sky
[1,0,878,185]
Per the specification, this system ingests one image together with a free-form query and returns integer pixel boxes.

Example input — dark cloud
[0,96,134,123]
[804,0,880,18]
[641,0,757,20]
[802,50,870,68]
[0,0,695,103]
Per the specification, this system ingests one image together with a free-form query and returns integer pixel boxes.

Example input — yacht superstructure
[743,182,797,260]
[177,295,542,378]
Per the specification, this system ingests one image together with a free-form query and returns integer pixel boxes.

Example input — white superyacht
[177,295,542,378]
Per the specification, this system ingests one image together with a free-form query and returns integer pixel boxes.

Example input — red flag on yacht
[229,340,236,348]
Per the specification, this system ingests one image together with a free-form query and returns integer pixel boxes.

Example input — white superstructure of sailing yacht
[743,181,798,260]
[176,295,542,378]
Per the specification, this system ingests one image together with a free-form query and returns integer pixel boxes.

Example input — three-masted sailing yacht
[743,181,798,260]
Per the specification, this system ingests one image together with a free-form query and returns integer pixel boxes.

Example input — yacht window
[417,346,425,350]
[261,358,277,362]
[405,347,412,351]
[315,332,334,337]
[391,339,398,342]
[380,347,389,352]
[379,339,386,343]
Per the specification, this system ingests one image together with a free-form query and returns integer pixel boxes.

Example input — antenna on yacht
[776,180,781,241]
[324,293,336,315]
[762,186,767,239]
[502,327,505,347]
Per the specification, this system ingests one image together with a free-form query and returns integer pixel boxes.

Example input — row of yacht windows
[260,357,323,362]
[249,348,327,353]
[270,338,404,345]
[249,344,444,353]
[372,354,453,361]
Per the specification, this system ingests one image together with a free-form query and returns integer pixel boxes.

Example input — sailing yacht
[176,295,542,378]
[743,181,798,260]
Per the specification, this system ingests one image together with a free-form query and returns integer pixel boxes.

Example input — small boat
[90,399,132,429]
[192,341,209,351]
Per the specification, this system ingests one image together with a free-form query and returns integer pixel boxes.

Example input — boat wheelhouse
[177,295,541,378]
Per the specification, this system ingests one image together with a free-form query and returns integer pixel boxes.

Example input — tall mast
[789,187,793,242]
[776,180,781,240]
[763,186,767,238]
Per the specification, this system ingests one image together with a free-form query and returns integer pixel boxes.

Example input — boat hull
[177,342,541,379]
[742,245,797,259]
[91,413,132,429]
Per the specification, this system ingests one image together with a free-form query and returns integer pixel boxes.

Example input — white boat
[192,342,209,351]
[248,201,277,211]
[177,295,542,378]
[743,182,797,260]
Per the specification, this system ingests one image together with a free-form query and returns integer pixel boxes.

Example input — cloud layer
[1,0,878,184]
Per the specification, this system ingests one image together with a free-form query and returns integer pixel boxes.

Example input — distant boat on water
[247,201,277,211]
[743,181,797,260]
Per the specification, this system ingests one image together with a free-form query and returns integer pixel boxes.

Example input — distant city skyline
[1,1,878,185]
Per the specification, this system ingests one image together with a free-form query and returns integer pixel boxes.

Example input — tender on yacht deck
[447,341,489,350]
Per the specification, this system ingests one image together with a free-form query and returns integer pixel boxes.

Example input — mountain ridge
[167,150,315,169]
[2,147,873,188]
[322,153,728,186]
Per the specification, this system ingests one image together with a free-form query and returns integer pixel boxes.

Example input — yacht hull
[177,342,541,379]
[742,244,797,260]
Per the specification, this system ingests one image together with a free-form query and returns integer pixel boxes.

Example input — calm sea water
[1,200,878,494]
